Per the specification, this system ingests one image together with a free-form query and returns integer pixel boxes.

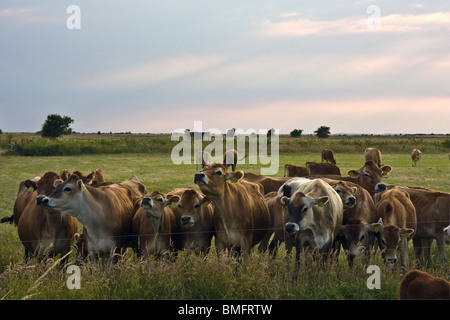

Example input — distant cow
[306,162,341,176]
[411,149,422,167]
[321,149,336,164]
[131,191,177,258]
[373,188,416,271]
[194,164,271,260]
[167,188,214,255]
[13,172,78,262]
[242,172,291,194]
[279,178,343,274]
[38,174,143,261]
[195,151,212,172]
[284,164,309,177]
[395,186,449,266]
[364,148,382,167]
[399,269,450,300]
[223,149,247,172]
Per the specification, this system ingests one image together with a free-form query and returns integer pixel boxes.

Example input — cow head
[36,174,83,214]
[341,219,377,265]
[140,191,177,220]
[348,161,392,193]
[372,218,414,264]
[34,171,63,210]
[174,189,210,226]
[194,164,244,198]
[330,181,357,209]
[281,191,329,234]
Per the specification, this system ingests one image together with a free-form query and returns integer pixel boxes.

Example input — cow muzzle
[141,197,153,208]
[36,195,50,206]
[375,183,387,192]
[181,215,194,225]
[194,173,208,185]
[285,222,300,234]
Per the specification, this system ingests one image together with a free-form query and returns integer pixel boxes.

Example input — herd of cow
[1,147,449,299]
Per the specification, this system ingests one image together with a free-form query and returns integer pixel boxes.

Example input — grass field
[0,135,448,300]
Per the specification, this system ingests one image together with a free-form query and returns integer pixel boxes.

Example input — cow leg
[399,239,410,273]
[421,239,432,266]
[435,234,447,265]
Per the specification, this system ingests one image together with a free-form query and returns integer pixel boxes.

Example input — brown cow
[306,162,341,176]
[194,164,271,260]
[242,172,291,194]
[60,169,105,186]
[15,172,78,262]
[167,188,214,255]
[411,149,422,167]
[223,149,247,172]
[38,174,141,261]
[394,186,449,266]
[399,269,450,300]
[131,191,177,258]
[284,164,309,177]
[345,160,392,195]
[372,188,416,271]
[364,148,382,167]
[321,149,336,164]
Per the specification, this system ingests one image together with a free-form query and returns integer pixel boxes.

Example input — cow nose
[348,196,356,204]
[35,195,48,206]
[285,222,299,233]
[194,172,206,184]
[375,183,386,191]
[387,256,397,264]
[141,197,152,208]
[348,253,356,261]
[181,215,194,225]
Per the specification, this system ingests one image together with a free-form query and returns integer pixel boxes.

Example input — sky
[0,1,449,135]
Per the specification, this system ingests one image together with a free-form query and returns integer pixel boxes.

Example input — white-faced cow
[372,188,416,271]
[411,149,422,167]
[13,172,78,262]
[279,178,343,274]
[194,164,271,261]
[38,174,143,261]
[167,188,214,255]
[131,191,177,258]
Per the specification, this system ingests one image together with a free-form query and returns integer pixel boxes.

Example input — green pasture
[0,147,448,300]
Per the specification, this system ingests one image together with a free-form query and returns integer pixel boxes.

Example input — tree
[290,129,303,138]
[314,126,330,139]
[41,114,74,138]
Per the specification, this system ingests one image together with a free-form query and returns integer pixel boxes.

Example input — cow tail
[0,215,14,224]
[398,270,420,300]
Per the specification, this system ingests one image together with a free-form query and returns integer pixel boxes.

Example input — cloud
[255,11,450,37]
[74,54,227,91]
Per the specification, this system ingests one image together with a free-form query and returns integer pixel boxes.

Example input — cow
[321,149,336,164]
[445,225,450,241]
[1,176,40,226]
[279,178,343,275]
[372,188,416,271]
[194,164,271,261]
[323,179,379,265]
[195,151,212,172]
[60,169,105,186]
[131,191,177,258]
[166,188,214,255]
[283,164,309,177]
[411,149,422,167]
[242,172,291,194]
[394,186,449,266]
[399,269,450,300]
[13,172,78,263]
[223,149,247,172]
[38,174,142,261]
[364,148,382,167]
[306,162,341,176]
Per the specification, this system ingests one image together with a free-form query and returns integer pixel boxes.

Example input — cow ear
[200,196,210,207]
[53,179,63,188]
[381,166,392,176]
[401,228,414,238]
[77,179,85,192]
[280,196,290,207]
[164,195,179,207]
[226,171,244,183]
[351,187,358,196]
[368,219,383,233]
[315,196,329,207]
[348,170,359,178]
[25,179,38,191]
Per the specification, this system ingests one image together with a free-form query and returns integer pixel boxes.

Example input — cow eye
[63,186,71,192]
[177,203,182,208]
[335,188,341,194]
[381,239,386,246]
[364,173,370,177]
[215,170,222,176]
[157,197,163,202]
[359,234,365,242]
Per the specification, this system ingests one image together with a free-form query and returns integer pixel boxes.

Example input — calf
[131,191,177,258]
[38,174,140,260]
[411,149,422,167]
[373,188,416,271]
[284,164,309,177]
[306,162,341,175]
[364,148,382,167]
[321,149,336,164]
[167,188,214,255]
[17,172,78,262]
[279,178,343,274]
[399,269,450,300]
[194,164,271,260]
